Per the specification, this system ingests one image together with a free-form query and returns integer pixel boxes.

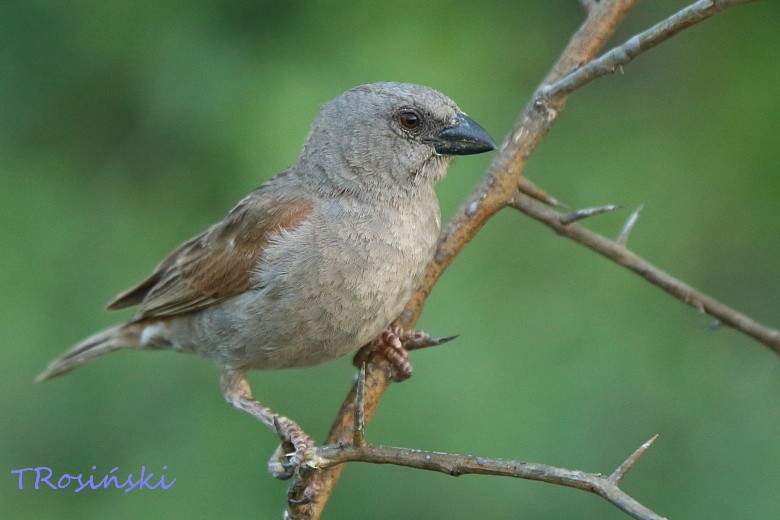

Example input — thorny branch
[285,0,770,518]
[509,192,780,353]
[297,437,664,520]
[542,0,758,100]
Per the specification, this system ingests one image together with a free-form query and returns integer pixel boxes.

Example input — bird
[37,82,496,477]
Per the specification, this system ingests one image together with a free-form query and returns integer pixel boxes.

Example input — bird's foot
[376,327,412,381]
[354,326,457,382]
[268,415,315,480]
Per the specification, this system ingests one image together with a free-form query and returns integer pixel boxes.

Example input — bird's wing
[106,181,313,320]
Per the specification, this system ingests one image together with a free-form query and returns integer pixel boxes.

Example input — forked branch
[284,1,769,518]
[298,435,664,520]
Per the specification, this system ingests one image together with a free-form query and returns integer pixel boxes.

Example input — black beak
[428,112,496,156]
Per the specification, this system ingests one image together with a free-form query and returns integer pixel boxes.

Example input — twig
[301,438,665,520]
[542,0,757,100]
[519,176,566,208]
[509,191,780,354]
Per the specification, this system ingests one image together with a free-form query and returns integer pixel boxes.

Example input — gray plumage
[37,82,495,472]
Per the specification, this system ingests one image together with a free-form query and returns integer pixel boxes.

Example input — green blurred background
[2,1,778,518]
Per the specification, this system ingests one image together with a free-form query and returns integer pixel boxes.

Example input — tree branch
[298,436,664,520]
[543,0,757,101]
[284,0,767,517]
[285,2,640,517]
[509,191,780,354]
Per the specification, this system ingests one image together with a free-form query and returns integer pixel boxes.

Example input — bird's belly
[257,247,423,368]
[193,210,437,371]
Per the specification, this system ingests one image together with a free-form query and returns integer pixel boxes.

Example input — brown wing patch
[105,185,312,320]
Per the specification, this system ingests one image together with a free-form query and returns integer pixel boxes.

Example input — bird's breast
[312,198,439,333]
[242,195,440,367]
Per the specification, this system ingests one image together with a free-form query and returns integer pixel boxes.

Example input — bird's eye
[398,110,421,129]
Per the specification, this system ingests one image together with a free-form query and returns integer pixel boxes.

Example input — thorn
[353,363,366,447]
[609,434,659,483]
[616,204,644,245]
[560,204,620,225]
[404,334,459,351]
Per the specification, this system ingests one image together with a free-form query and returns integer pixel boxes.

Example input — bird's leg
[220,370,314,480]
[353,326,457,382]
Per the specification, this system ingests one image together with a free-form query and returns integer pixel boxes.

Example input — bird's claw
[377,328,412,381]
[268,416,315,480]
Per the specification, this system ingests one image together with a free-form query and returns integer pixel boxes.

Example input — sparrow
[37,82,496,477]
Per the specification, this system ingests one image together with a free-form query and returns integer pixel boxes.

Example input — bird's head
[297,82,496,199]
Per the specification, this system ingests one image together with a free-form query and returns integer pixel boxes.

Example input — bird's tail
[36,322,144,382]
